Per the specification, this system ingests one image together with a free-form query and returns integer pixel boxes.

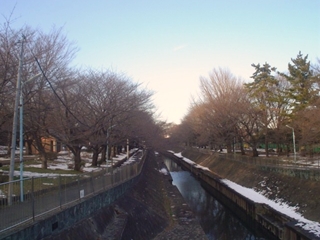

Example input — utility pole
[127,138,129,160]
[8,36,25,205]
[19,73,41,202]
[286,125,296,164]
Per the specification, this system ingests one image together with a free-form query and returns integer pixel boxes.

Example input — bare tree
[46,69,154,171]
[0,20,21,151]
[196,68,245,152]
[22,27,77,168]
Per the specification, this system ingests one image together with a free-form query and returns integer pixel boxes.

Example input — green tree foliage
[245,63,278,156]
[281,52,317,114]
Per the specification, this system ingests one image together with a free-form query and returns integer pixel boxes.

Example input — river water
[163,156,268,240]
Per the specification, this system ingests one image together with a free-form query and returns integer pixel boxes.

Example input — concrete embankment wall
[2,177,137,240]
[163,151,318,240]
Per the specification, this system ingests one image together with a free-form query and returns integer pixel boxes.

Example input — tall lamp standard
[8,37,25,205]
[19,73,41,202]
[106,124,116,167]
[286,125,296,163]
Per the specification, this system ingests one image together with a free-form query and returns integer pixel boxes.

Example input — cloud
[173,44,188,51]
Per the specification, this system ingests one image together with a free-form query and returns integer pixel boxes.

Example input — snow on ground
[0,148,140,178]
[159,168,168,175]
[0,189,6,198]
[170,151,320,237]
[196,147,320,169]
[13,170,76,177]
[122,148,143,165]
[222,179,320,237]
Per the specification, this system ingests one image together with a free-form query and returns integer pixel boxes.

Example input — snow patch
[222,179,320,237]
[169,150,320,237]
[159,168,169,175]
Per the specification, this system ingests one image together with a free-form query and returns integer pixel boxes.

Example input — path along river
[162,155,271,240]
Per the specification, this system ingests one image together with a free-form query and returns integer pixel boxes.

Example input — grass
[1,159,80,175]
[0,169,81,197]
[0,158,85,196]
[23,167,79,175]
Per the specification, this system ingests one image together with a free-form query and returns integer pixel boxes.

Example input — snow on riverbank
[170,151,320,237]
[0,148,140,178]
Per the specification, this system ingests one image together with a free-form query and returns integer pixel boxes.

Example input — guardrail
[0,149,146,234]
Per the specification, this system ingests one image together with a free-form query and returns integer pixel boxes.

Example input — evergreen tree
[245,62,278,156]
[281,52,316,113]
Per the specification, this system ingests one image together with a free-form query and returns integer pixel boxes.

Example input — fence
[194,148,320,180]
[195,147,320,168]
[0,149,146,234]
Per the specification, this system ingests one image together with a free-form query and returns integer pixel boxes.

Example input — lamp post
[106,124,116,167]
[127,138,129,160]
[8,37,25,205]
[19,73,41,202]
[286,125,296,163]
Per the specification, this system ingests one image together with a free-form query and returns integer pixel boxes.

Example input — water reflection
[163,156,266,240]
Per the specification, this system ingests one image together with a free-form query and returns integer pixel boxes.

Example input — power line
[32,54,89,128]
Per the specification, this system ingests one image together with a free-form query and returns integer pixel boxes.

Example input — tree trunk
[252,146,259,157]
[91,147,99,166]
[25,139,33,155]
[70,146,82,171]
[100,145,106,162]
[238,137,245,155]
[111,146,117,157]
[265,133,269,157]
[33,135,47,169]
[41,153,48,169]
[226,143,232,153]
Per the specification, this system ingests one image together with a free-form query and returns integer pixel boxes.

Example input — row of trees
[171,52,320,157]
[0,22,164,171]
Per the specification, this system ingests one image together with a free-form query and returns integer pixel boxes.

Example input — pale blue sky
[1,0,320,123]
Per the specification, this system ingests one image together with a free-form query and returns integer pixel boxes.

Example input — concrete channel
[161,151,320,240]
[1,150,207,240]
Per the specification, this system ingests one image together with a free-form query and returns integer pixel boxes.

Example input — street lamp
[8,37,25,205]
[127,138,130,160]
[286,125,296,163]
[106,124,116,167]
[19,73,41,201]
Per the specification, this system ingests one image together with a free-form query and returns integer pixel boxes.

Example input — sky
[1,0,320,124]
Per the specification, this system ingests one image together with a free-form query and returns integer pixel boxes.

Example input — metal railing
[194,147,320,169]
[193,148,320,180]
[0,149,146,234]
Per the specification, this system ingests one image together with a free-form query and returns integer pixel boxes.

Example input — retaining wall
[1,173,139,240]
[164,151,319,240]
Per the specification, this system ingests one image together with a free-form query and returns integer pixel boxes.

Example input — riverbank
[180,148,320,223]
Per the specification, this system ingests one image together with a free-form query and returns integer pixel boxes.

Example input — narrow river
[163,155,268,240]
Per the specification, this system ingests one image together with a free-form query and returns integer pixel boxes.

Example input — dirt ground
[181,148,320,223]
